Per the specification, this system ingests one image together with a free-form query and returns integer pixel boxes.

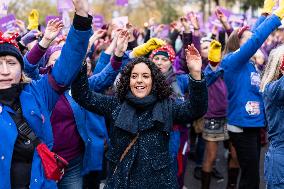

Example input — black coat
[71,65,208,189]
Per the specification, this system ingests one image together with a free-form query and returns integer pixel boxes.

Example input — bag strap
[9,103,41,146]
[119,133,139,162]
[113,133,139,174]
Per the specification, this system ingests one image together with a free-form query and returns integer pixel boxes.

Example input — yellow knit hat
[208,40,222,64]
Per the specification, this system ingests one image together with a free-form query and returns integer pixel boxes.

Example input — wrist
[184,26,191,33]
[189,70,202,80]
[39,37,52,49]
[114,50,124,57]
[75,10,88,18]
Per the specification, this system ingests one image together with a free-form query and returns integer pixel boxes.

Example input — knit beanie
[150,45,176,63]
[0,43,24,69]
[43,45,63,66]
[208,40,222,67]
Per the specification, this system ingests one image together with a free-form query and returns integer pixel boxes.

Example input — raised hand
[40,18,64,48]
[215,7,231,30]
[180,16,190,33]
[115,30,129,57]
[185,44,202,80]
[188,12,200,30]
[44,19,64,41]
[126,23,135,42]
[87,29,106,52]
[72,0,89,17]
[15,19,27,34]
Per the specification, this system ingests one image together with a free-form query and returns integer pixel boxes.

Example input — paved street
[184,145,267,189]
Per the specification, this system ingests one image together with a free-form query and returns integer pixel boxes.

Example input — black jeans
[229,128,261,189]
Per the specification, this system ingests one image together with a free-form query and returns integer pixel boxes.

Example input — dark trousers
[229,128,261,189]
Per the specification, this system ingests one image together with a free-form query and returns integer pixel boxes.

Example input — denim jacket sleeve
[263,76,284,103]
[221,14,281,72]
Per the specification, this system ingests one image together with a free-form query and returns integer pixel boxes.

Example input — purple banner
[116,0,128,6]
[0,2,9,16]
[93,15,105,29]
[57,0,74,12]
[158,25,169,39]
[229,14,246,29]
[0,14,17,32]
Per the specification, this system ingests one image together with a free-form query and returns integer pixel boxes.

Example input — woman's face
[0,55,21,89]
[240,30,252,46]
[200,41,210,58]
[152,54,171,74]
[46,50,61,67]
[86,58,93,77]
[130,63,153,98]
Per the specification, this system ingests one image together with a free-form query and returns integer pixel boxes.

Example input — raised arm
[221,13,281,71]
[89,30,129,92]
[33,0,93,111]
[173,44,208,124]
[72,63,119,119]
[24,19,63,80]
[252,0,276,31]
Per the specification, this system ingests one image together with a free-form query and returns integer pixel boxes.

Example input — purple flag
[116,0,128,6]
[93,15,105,29]
[0,14,18,32]
[57,0,74,12]
[0,2,9,17]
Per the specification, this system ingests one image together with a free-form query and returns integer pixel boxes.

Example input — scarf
[115,92,172,134]
[0,84,24,109]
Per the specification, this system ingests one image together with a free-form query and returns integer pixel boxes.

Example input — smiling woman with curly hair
[116,57,172,102]
[71,44,207,189]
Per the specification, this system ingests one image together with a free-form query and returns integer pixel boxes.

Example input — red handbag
[36,143,69,181]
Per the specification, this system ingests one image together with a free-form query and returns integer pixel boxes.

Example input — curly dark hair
[116,57,172,102]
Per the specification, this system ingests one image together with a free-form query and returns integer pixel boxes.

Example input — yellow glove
[208,40,222,64]
[28,9,39,30]
[274,0,284,19]
[262,0,276,14]
[132,38,165,57]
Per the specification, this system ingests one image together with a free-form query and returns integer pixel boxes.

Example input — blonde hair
[260,44,284,92]
[21,72,32,83]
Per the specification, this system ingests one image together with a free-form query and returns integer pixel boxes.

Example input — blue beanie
[0,43,24,69]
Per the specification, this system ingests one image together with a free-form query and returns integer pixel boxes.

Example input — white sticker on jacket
[245,101,260,115]
[251,72,261,86]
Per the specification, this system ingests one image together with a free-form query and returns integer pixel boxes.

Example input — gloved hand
[274,0,284,19]
[132,38,165,57]
[208,40,222,67]
[27,9,39,30]
[262,0,276,14]
[21,30,41,46]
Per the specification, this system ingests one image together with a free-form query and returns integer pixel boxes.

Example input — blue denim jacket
[263,76,284,184]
